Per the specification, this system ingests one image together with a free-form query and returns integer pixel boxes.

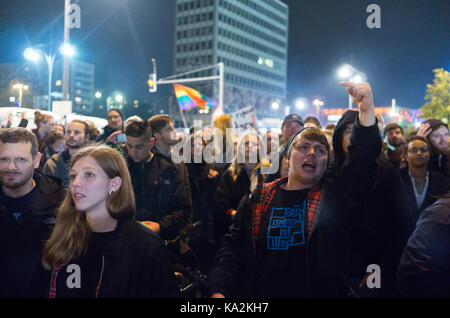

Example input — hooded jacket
[331,110,413,297]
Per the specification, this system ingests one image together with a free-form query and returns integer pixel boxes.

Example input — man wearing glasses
[207,82,383,298]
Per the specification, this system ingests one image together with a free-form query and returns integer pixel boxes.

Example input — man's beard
[0,168,34,190]
[66,140,83,149]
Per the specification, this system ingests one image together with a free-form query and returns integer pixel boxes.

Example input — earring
[109,189,114,195]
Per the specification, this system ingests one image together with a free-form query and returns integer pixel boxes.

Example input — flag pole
[179,107,188,129]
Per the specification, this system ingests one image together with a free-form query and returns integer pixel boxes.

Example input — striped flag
[173,84,217,110]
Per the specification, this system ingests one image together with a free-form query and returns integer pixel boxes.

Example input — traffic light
[148,73,157,93]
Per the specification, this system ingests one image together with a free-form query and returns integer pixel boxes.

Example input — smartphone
[116,133,127,142]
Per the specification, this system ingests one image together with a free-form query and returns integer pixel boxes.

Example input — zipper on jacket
[95,255,105,298]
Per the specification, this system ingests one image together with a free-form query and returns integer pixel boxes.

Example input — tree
[419,68,450,123]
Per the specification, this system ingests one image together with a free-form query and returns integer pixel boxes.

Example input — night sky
[0,0,449,115]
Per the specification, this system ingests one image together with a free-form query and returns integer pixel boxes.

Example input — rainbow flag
[174,84,217,111]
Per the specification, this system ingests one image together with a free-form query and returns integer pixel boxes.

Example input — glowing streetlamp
[337,64,366,109]
[115,94,123,103]
[12,83,29,107]
[24,44,76,111]
[313,99,324,116]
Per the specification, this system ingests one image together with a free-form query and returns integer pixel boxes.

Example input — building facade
[0,60,95,114]
[173,0,288,125]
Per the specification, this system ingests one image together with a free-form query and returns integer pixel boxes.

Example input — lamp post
[12,83,29,108]
[24,44,75,111]
[313,99,324,116]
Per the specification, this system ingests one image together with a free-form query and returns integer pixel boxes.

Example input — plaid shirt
[251,177,324,247]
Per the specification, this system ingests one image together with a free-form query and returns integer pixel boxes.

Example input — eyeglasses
[294,143,327,156]
[408,147,428,154]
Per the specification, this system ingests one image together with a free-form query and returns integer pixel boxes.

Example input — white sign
[231,106,258,132]
[52,101,73,118]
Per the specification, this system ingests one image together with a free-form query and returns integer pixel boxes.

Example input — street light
[24,47,55,111]
[312,99,324,116]
[12,83,29,107]
[294,97,308,110]
[115,94,123,103]
[24,44,76,111]
[337,64,366,109]
[59,43,76,57]
[271,102,280,110]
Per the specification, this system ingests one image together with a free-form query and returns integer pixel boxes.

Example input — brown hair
[125,119,152,140]
[0,127,39,158]
[69,119,90,136]
[42,145,136,269]
[45,130,65,146]
[286,128,330,162]
[148,115,172,135]
[34,111,54,127]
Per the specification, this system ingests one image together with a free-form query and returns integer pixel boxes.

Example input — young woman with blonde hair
[214,131,269,247]
[42,145,179,298]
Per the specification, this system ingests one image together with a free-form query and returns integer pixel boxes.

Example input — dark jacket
[186,162,221,237]
[397,197,450,297]
[0,171,65,297]
[399,166,449,226]
[207,118,381,297]
[42,149,71,187]
[214,165,266,247]
[96,125,120,143]
[429,151,449,177]
[331,110,413,297]
[186,162,221,272]
[47,217,180,298]
[126,151,192,241]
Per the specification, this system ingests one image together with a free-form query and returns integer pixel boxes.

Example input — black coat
[214,166,251,246]
[397,197,450,297]
[332,110,413,297]
[127,152,192,241]
[399,167,449,226]
[207,118,382,297]
[47,218,180,298]
[0,171,65,297]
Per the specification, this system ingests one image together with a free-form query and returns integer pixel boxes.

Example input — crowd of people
[0,81,448,298]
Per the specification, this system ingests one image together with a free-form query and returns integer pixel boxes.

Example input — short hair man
[125,119,192,240]
[0,128,64,297]
[208,82,382,298]
[304,115,322,129]
[97,108,124,142]
[417,119,449,177]
[382,123,406,169]
[281,114,304,145]
[43,119,90,187]
[148,114,180,159]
